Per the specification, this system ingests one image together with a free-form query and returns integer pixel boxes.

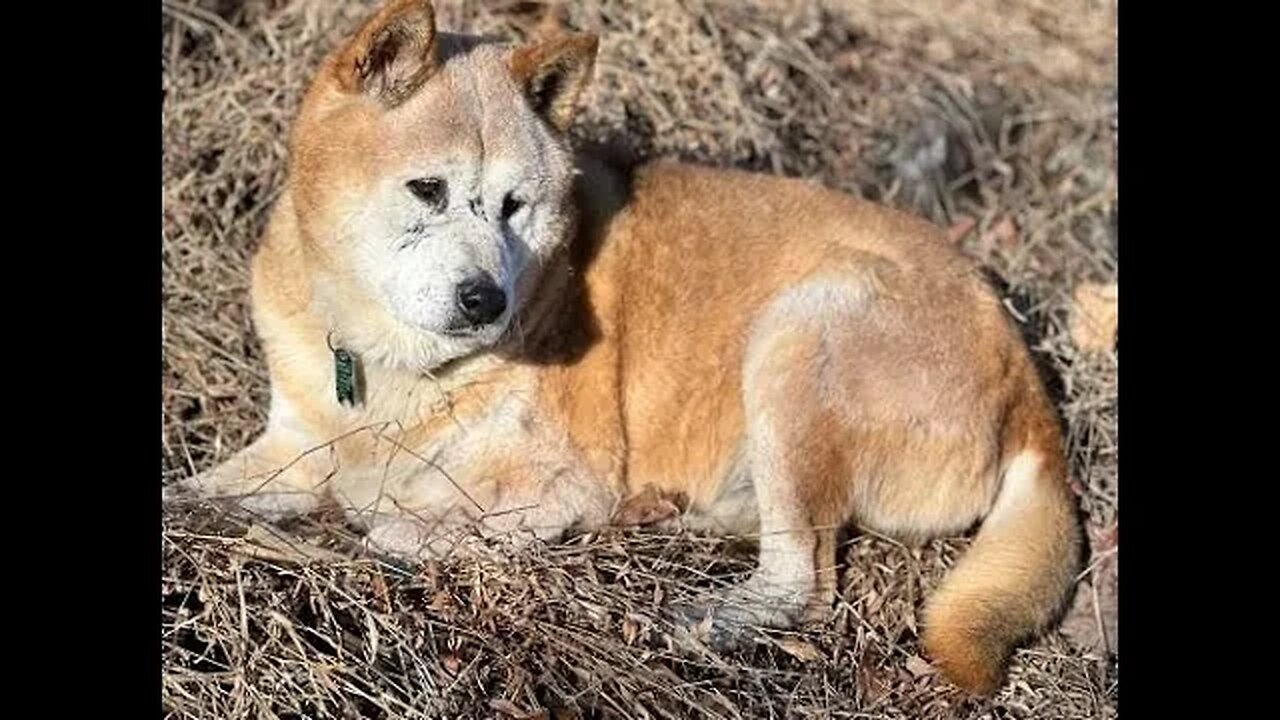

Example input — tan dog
[168,0,1081,696]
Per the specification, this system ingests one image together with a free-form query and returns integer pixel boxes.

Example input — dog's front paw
[162,473,216,512]
[363,516,495,563]
[363,517,437,561]
[163,470,318,523]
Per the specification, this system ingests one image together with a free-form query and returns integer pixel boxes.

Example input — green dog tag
[328,333,362,407]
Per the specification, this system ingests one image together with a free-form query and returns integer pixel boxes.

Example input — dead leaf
[1070,282,1118,353]
[430,590,457,620]
[613,486,685,526]
[621,617,640,646]
[420,559,441,586]
[1096,522,1119,552]
[982,215,1020,250]
[369,571,391,613]
[441,654,462,675]
[905,654,935,678]
[695,611,715,638]
[946,215,977,244]
[865,588,883,616]
[775,637,823,663]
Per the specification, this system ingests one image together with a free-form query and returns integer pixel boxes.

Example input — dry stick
[178,326,268,382]
[162,0,256,51]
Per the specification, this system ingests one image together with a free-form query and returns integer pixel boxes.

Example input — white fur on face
[330,45,576,370]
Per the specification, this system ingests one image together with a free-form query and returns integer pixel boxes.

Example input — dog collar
[326,332,363,408]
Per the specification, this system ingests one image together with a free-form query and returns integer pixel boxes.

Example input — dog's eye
[500,192,526,222]
[407,177,448,212]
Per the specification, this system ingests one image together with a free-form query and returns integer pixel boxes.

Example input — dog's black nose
[456,275,507,326]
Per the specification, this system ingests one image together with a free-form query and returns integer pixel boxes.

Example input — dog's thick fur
[169,0,1081,696]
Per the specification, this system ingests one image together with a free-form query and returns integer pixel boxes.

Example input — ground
[162,1,1118,717]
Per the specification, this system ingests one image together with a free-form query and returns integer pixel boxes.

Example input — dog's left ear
[510,34,599,132]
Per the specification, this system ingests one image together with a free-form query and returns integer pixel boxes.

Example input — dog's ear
[510,33,599,132]
[334,0,439,107]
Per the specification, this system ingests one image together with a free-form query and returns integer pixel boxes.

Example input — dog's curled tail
[922,389,1082,695]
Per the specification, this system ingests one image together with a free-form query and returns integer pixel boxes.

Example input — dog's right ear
[333,0,439,107]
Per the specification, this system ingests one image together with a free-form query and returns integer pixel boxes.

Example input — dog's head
[286,0,597,371]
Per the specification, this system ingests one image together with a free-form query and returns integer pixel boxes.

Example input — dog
[167,0,1081,696]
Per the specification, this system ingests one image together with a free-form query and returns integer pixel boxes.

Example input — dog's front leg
[165,426,335,522]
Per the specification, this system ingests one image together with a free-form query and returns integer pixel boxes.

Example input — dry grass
[162,1,1118,717]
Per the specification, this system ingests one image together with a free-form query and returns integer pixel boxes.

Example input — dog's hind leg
[677,280,864,642]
